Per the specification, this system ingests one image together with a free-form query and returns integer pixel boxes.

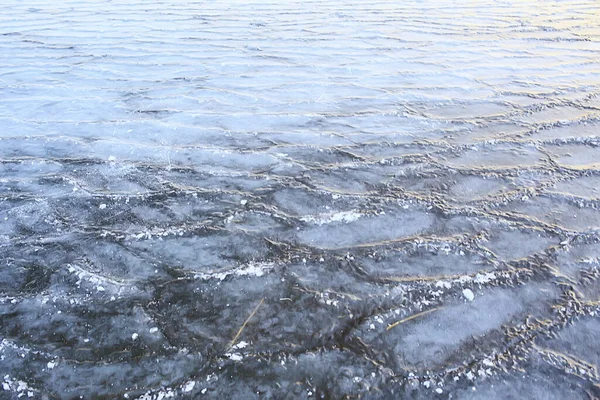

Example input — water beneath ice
[1,0,600,398]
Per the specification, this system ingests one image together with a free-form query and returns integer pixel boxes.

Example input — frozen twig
[228,298,265,350]
[386,307,443,331]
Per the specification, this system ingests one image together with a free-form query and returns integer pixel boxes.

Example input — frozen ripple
[1,0,600,398]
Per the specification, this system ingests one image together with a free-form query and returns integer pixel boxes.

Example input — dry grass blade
[228,298,265,350]
[386,307,442,331]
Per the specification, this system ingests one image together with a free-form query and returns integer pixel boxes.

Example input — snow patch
[462,288,475,301]
[225,353,243,361]
[232,341,248,350]
[474,272,495,284]
[182,381,195,393]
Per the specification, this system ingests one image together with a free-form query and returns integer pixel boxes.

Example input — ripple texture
[1,0,600,398]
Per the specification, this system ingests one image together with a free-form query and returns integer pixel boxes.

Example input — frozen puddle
[1,0,600,398]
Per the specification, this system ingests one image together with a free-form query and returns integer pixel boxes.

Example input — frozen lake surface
[2,0,600,398]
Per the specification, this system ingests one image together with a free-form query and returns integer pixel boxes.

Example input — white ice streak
[193,262,275,281]
[300,210,362,226]
[66,263,134,293]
